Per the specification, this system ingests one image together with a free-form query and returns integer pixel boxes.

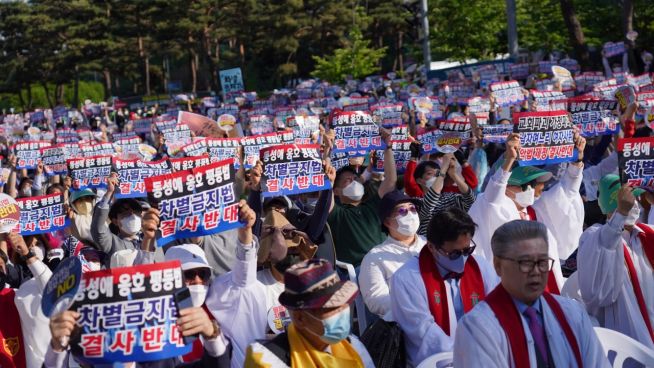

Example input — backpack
[360,319,406,368]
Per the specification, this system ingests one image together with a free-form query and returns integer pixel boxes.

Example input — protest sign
[219,67,244,93]
[604,41,626,58]
[513,110,577,166]
[249,115,274,135]
[62,143,82,159]
[481,124,513,143]
[568,100,619,137]
[509,63,530,79]
[0,194,20,233]
[340,97,370,112]
[417,129,442,155]
[552,66,574,89]
[617,137,654,187]
[575,72,605,92]
[145,159,243,246]
[81,143,115,158]
[467,97,491,115]
[40,145,68,176]
[330,152,350,171]
[113,131,139,142]
[114,138,143,159]
[15,193,69,235]
[217,114,237,133]
[133,118,153,135]
[180,139,208,157]
[615,85,636,110]
[13,141,51,169]
[389,125,410,141]
[372,140,412,174]
[538,61,556,74]
[162,124,192,156]
[168,155,212,172]
[177,111,225,139]
[490,80,524,107]
[330,111,385,154]
[41,256,82,318]
[154,119,178,134]
[447,83,475,104]
[56,128,79,143]
[30,111,45,123]
[371,103,404,127]
[531,90,566,111]
[67,155,112,190]
[260,144,330,197]
[113,158,172,199]
[67,261,192,364]
[206,138,241,167]
[559,58,580,74]
[628,74,652,90]
[241,133,282,169]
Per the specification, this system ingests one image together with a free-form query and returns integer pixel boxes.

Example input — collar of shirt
[382,235,422,253]
[513,296,543,323]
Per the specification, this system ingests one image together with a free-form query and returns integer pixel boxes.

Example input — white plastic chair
[594,327,654,367]
[416,351,454,368]
[335,260,368,334]
[561,271,582,303]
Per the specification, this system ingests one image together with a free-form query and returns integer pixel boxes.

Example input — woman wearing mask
[359,190,425,320]
[68,189,96,245]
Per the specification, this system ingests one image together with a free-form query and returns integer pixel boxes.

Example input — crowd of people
[0,48,653,368]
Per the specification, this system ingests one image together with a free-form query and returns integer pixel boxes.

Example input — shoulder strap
[542,293,583,368]
[260,333,292,366]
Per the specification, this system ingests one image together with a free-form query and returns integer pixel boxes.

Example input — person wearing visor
[68,189,97,245]
[245,258,374,367]
[468,132,586,292]
[390,207,499,366]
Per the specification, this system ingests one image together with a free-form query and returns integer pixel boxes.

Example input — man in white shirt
[390,207,499,366]
[454,220,609,367]
[359,190,425,320]
[578,174,654,350]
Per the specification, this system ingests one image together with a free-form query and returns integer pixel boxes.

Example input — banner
[40,145,68,176]
[162,124,192,156]
[81,143,115,158]
[371,103,404,127]
[513,110,577,166]
[67,261,192,364]
[15,193,69,235]
[330,111,385,154]
[249,115,274,135]
[219,68,244,93]
[13,141,51,169]
[568,100,619,137]
[531,90,566,111]
[56,128,79,143]
[618,137,654,187]
[372,140,412,174]
[490,80,524,107]
[114,138,142,159]
[133,118,153,134]
[241,133,283,169]
[41,257,82,318]
[615,85,636,110]
[206,138,241,168]
[509,63,530,79]
[113,158,172,199]
[168,155,211,172]
[177,111,225,139]
[481,124,513,144]
[603,41,626,58]
[260,144,330,197]
[145,159,243,246]
[67,155,112,190]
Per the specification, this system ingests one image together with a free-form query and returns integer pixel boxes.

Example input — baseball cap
[508,166,553,186]
[165,244,210,271]
[598,174,644,214]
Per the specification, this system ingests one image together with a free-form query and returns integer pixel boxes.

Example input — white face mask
[119,214,142,235]
[74,200,94,216]
[424,176,437,188]
[395,212,420,237]
[342,180,364,201]
[625,204,641,226]
[73,213,93,242]
[513,185,535,208]
[188,284,209,307]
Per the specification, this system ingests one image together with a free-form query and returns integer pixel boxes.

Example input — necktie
[524,306,549,366]
[444,272,463,280]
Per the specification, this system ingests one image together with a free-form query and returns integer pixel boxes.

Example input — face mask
[19,188,31,197]
[436,253,468,274]
[625,204,641,226]
[119,214,141,235]
[424,176,437,188]
[306,307,351,344]
[74,200,94,216]
[342,180,364,201]
[395,212,419,237]
[513,185,535,208]
[73,214,93,243]
[188,284,209,307]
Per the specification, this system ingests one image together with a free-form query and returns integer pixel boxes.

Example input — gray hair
[491,220,548,258]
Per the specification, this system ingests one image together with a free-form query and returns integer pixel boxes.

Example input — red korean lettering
[311,174,325,187]
[80,333,105,357]
[203,210,220,230]
[160,219,177,238]
[140,325,165,352]
[296,176,310,190]
[179,215,200,232]
[108,329,136,355]
[281,177,294,191]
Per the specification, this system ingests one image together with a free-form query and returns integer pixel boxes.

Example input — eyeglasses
[262,226,298,239]
[184,268,211,281]
[433,240,477,260]
[497,256,554,273]
[394,205,417,217]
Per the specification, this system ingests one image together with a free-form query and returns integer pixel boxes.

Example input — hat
[278,259,358,310]
[108,198,145,219]
[165,244,210,271]
[378,190,418,221]
[70,189,96,204]
[508,166,553,186]
[110,249,139,268]
[598,174,644,214]
[258,211,317,264]
[263,196,293,212]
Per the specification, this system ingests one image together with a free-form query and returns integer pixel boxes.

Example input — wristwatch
[19,250,36,262]
[436,170,446,178]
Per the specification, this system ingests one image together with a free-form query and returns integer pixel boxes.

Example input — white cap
[110,249,139,268]
[165,244,210,271]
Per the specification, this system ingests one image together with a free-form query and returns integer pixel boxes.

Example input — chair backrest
[415,351,454,368]
[561,271,582,303]
[314,223,337,268]
[335,260,368,334]
[594,327,654,367]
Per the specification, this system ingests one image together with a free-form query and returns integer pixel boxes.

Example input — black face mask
[273,253,302,275]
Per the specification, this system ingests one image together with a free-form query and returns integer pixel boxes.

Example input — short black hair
[109,199,142,219]
[46,184,65,195]
[426,207,477,246]
[335,166,358,188]
[414,161,440,181]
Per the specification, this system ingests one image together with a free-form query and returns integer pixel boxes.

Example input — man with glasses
[359,190,426,320]
[390,207,499,366]
[453,220,608,367]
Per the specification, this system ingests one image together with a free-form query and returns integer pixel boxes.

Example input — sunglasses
[184,268,211,281]
[433,240,477,260]
[395,205,417,217]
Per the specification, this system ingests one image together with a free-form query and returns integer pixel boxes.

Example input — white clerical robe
[577,212,654,349]
[389,254,499,366]
[206,239,268,368]
[453,294,610,368]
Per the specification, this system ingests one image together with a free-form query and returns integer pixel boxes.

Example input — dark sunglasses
[395,205,417,217]
[184,268,211,281]
[433,240,477,260]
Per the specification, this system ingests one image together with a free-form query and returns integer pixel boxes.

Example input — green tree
[311,28,387,83]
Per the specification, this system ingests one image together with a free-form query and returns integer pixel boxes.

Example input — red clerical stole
[526,206,560,295]
[485,284,583,368]
[418,246,485,336]
[0,288,26,368]
[622,223,654,344]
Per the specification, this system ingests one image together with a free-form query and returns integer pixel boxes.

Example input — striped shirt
[417,187,476,236]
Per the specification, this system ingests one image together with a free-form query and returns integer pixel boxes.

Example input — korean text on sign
[67,155,113,190]
[16,193,70,235]
[513,110,578,166]
[618,137,654,188]
[330,110,385,154]
[260,144,331,197]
